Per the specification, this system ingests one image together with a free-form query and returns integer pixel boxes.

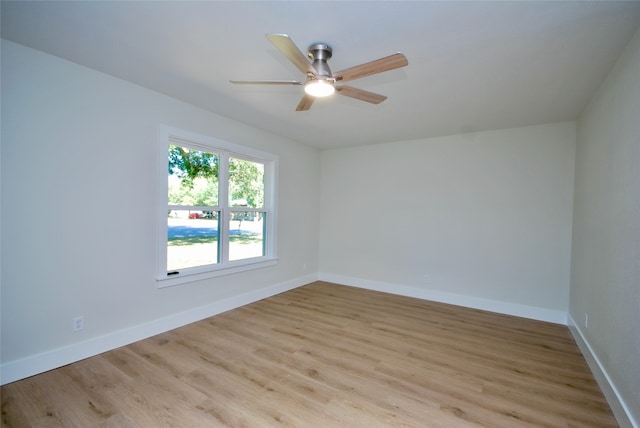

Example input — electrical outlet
[423,274,431,284]
[73,316,84,332]
[584,313,589,329]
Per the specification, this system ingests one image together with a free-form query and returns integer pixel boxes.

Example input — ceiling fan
[230,34,408,111]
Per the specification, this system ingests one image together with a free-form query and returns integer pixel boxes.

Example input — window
[157,126,277,287]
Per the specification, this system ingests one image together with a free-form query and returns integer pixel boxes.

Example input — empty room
[1,1,639,427]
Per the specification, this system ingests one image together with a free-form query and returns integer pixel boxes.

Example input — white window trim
[156,125,278,288]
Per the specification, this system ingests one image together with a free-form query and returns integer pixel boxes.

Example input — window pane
[168,146,218,206]
[167,210,219,271]
[229,211,265,261]
[229,158,264,208]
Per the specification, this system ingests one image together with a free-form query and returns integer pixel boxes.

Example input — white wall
[0,40,321,383]
[570,27,640,426]
[319,122,576,322]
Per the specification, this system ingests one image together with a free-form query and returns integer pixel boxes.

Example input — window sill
[157,258,278,288]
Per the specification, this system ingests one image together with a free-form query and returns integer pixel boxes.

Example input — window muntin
[158,126,277,286]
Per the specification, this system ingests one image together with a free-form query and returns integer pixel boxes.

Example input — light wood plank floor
[2,282,617,427]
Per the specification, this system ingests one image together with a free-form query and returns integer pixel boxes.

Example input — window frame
[157,125,278,288]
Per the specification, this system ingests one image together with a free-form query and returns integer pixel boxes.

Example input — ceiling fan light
[304,79,335,97]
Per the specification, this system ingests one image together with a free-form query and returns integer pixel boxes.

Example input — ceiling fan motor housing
[308,43,333,77]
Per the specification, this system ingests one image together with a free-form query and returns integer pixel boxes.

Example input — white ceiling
[2,1,640,150]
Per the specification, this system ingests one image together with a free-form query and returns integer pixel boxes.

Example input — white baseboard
[567,315,637,428]
[0,274,318,385]
[318,272,567,324]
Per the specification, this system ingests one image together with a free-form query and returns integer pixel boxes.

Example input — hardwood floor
[1,281,617,427]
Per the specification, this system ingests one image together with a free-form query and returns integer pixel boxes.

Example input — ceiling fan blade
[230,80,302,85]
[295,94,315,111]
[333,53,408,83]
[336,85,387,104]
[266,34,316,76]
